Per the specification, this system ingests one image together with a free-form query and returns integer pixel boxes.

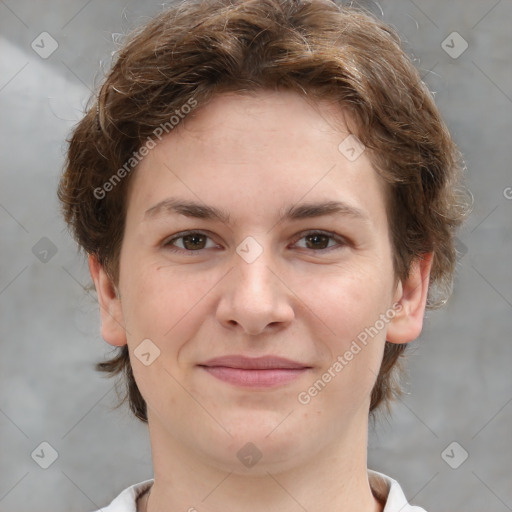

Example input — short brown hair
[58,0,468,422]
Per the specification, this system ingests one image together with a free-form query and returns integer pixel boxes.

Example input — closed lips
[198,356,311,388]
[199,355,311,370]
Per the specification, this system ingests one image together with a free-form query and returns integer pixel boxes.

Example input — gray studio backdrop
[1,1,511,511]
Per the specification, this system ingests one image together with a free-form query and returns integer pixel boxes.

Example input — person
[57,0,469,510]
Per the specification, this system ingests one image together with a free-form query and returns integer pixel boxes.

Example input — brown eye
[294,231,346,252]
[164,231,216,252]
[304,233,330,249]
[180,233,208,250]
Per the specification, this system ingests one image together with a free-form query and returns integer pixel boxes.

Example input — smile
[199,366,310,387]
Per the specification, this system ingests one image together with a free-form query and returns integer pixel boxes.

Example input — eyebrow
[143,197,369,225]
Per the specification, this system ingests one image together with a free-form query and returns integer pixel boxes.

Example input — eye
[162,229,347,255]
[292,230,347,251]
[163,231,218,253]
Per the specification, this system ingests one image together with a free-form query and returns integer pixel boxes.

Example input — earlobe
[386,253,433,345]
[88,254,127,347]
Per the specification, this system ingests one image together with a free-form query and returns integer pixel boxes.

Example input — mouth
[198,355,312,388]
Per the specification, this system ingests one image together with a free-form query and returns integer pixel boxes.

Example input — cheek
[311,266,391,344]
[119,264,204,408]
[307,267,393,401]
[120,259,216,345]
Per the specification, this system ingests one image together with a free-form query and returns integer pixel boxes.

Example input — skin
[89,89,432,512]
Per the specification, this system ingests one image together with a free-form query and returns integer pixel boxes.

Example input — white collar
[96,470,426,512]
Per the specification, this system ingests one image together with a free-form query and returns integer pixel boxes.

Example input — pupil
[307,234,328,249]
[184,234,205,250]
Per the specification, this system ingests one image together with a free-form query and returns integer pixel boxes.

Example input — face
[91,89,431,474]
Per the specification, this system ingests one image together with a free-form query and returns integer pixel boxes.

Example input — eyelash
[162,230,348,255]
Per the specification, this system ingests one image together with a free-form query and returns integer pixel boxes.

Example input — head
[58,0,467,444]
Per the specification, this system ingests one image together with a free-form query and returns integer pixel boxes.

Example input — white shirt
[92,470,427,511]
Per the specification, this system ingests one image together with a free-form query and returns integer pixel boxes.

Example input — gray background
[0,0,511,511]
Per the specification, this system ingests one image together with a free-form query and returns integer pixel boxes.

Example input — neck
[140,410,383,512]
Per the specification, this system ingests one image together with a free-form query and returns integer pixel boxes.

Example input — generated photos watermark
[297,302,402,405]
[93,97,198,200]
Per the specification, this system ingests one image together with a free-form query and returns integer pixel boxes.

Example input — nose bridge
[216,235,293,334]
[234,236,279,305]
[237,248,274,295]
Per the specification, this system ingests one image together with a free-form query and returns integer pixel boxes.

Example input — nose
[216,245,295,336]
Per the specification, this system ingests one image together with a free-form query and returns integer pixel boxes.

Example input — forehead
[125,89,389,231]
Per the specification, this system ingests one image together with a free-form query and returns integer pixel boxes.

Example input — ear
[386,253,433,344]
[88,254,127,347]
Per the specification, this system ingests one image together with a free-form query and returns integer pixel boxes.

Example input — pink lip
[198,355,311,388]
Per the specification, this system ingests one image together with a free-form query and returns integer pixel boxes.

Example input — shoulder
[91,479,154,512]
[368,470,428,512]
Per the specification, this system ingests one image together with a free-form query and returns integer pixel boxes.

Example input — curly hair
[58,0,469,422]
